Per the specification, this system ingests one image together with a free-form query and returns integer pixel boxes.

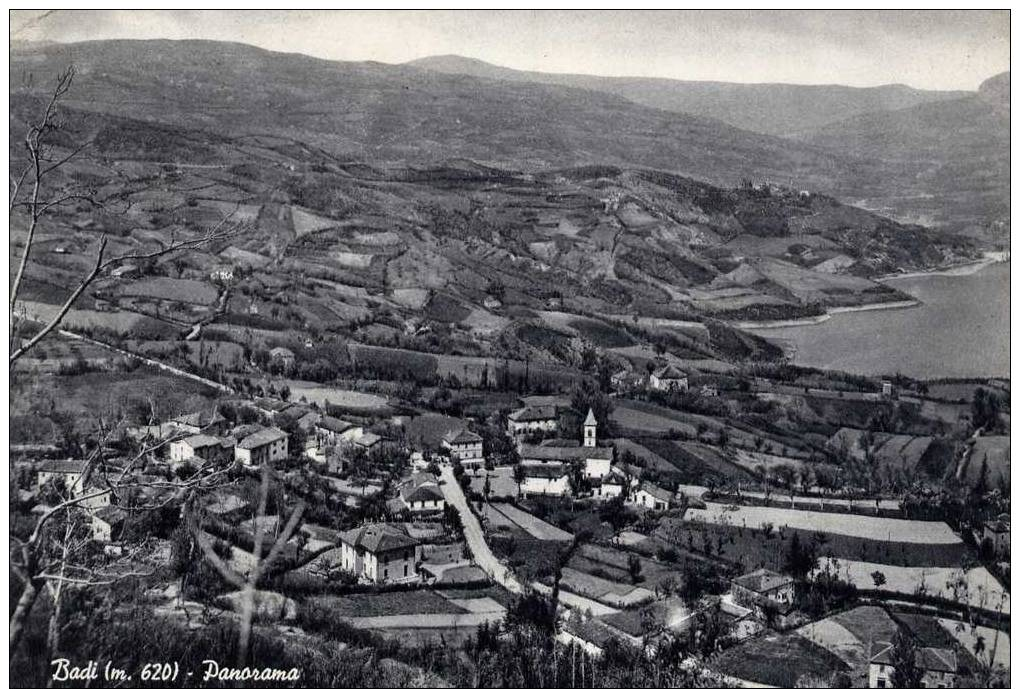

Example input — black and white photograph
[6,9,1011,687]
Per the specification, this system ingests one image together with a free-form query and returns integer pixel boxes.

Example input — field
[487,503,573,541]
[282,381,391,412]
[118,277,220,305]
[311,590,465,617]
[826,559,1010,614]
[712,631,849,687]
[558,568,654,608]
[656,517,968,570]
[683,502,961,544]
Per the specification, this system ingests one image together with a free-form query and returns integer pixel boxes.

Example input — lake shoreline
[736,255,1008,330]
[876,251,1010,282]
[735,299,921,330]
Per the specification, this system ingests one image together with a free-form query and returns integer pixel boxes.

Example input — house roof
[732,568,794,594]
[444,428,482,445]
[985,519,1010,533]
[401,484,445,504]
[316,416,354,434]
[652,364,687,380]
[636,481,673,503]
[38,460,88,474]
[870,642,958,674]
[508,405,558,423]
[354,432,382,448]
[520,444,613,462]
[254,399,293,413]
[180,434,224,449]
[584,408,598,426]
[94,505,126,526]
[301,523,341,543]
[172,409,225,428]
[523,462,569,479]
[339,523,419,553]
[269,346,295,358]
[236,426,288,450]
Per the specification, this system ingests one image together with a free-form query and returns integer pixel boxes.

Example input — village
[12,349,1011,688]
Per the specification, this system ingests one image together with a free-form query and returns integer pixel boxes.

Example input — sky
[9,9,1011,91]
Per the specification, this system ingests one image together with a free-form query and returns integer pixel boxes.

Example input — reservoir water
[744,261,1010,379]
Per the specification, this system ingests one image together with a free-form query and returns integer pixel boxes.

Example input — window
[383,568,388,580]
[876,679,886,688]
[404,564,408,577]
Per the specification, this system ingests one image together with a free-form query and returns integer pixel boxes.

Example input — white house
[169,434,231,465]
[36,460,88,496]
[521,462,571,497]
[983,518,1010,559]
[629,482,674,510]
[233,426,289,466]
[91,506,126,543]
[443,428,484,466]
[593,472,626,501]
[399,473,445,513]
[339,523,420,584]
[315,416,363,447]
[730,568,796,618]
[507,405,559,438]
[868,642,957,689]
[649,364,689,392]
[584,454,613,480]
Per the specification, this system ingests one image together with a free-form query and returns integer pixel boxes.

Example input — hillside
[796,72,1010,236]
[410,55,1007,235]
[408,54,968,138]
[9,85,980,385]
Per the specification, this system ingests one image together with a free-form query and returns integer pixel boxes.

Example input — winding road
[439,465,620,616]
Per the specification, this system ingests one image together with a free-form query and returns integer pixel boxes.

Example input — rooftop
[870,642,958,674]
[520,444,612,462]
[339,523,419,553]
[508,405,558,423]
[652,364,687,380]
[236,426,288,449]
[38,459,88,474]
[316,416,355,433]
[732,568,795,594]
[444,428,482,445]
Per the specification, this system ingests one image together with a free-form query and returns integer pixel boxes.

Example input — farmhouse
[36,460,88,495]
[276,405,320,431]
[253,398,293,420]
[168,408,228,435]
[354,432,383,451]
[593,472,626,501]
[339,523,420,584]
[399,473,445,513]
[233,425,289,466]
[868,642,957,689]
[610,369,645,392]
[521,462,571,497]
[169,434,232,465]
[649,364,689,392]
[983,518,1010,559]
[315,416,363,446]
[730,568,795,618]
[91,506,126,543]
[629,482,673,510]
[443,428,484,465]
[507,405,559,438]
[269,347,296,369]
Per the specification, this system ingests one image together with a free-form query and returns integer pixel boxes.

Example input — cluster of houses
[505,405,678,511]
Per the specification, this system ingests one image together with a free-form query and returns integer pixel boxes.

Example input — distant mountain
[7,40,1003,233]
[408,54,969,138]
[796,72,1009,233]
[8,39,866,194]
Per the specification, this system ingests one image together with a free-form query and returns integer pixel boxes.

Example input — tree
[9,67,241,368]
[512,462,526,497]
[870,570,887,590]
[890,629,924,688]
[627,553,643,584]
